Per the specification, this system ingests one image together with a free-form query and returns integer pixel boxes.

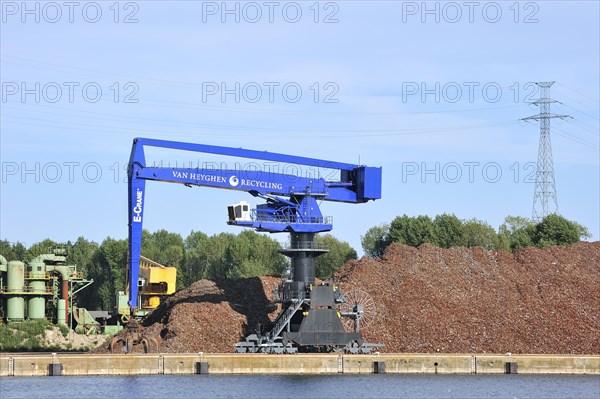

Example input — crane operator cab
[228,201,252,223]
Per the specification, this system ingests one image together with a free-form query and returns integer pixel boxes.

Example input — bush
[0,320,52,351]
[58,324,69,338]
[0,324,27,350]
[11,319,50,336]
[22,336,42,351]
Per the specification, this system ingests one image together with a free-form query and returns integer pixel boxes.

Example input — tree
[24,239,58,262]
[85,237,128,310]
[498,214,589,251]
[141,229,185,289]
[206,232,236,278]
[182,230,211,284]
[460,218,501,250]
[361,224,390,258]
[141,230,185,266]
[499,216,536,251]
[183,230,288,281]
[502,215,534,232]
[0,240,26,262]
[534,214,591,247]
[224,230,287,278]
[433,214,463,248]
[314,234,357,279]
[68,237,99,277]
[227,258,269,279]
[389,215,437,247]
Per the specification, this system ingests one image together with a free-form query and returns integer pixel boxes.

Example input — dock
[1,353,598,376]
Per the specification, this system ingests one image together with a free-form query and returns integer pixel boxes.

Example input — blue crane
[128,137,382,353]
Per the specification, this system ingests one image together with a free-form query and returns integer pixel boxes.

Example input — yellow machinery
[117,256,176,322]
[138,256,176,309]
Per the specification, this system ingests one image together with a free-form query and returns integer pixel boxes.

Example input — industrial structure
[0,248,93,329]
[116,256,176,323]
[522,81,571,222]
[0,245,175,343]
[127,138,382,353]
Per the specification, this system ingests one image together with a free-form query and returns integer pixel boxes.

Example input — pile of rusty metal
[96,241,599,354]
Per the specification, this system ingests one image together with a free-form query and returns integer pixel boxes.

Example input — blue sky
[1,0,599,254]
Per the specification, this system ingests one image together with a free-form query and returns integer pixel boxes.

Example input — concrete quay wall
[1,353,598,377]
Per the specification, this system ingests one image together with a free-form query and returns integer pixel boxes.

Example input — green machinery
[0,248,93,329]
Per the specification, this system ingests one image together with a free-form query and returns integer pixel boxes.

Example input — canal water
[1,374,599,398]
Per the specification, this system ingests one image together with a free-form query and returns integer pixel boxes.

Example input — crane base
[234,334,381,354]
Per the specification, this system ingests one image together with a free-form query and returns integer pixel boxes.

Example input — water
[1,374,598,399]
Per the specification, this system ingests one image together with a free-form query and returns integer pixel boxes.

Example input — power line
[569,118,600,135]
[561,103,600,122]
[1,55,524,116]
[553,127,599,150]
[1,113,518,138]
[556,82,600,104]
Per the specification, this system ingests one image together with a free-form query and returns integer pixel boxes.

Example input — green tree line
[361,213,591,258]
[0,230,357,311]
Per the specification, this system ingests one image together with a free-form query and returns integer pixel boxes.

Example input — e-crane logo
[133,188,143,222]
[229,176,240,187]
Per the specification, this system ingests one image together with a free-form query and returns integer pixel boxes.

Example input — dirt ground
[44,327,109,350]
[95,242,600,354]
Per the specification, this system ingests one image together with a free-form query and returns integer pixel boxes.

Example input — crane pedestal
[235,232,377,354]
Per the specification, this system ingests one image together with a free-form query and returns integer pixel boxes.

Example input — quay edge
[1,353,598,377]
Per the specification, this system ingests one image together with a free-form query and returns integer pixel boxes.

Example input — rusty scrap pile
[97,242,599,354]
[339,242,599,354]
